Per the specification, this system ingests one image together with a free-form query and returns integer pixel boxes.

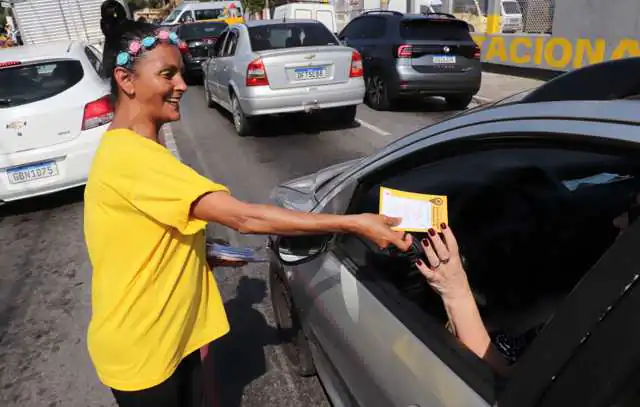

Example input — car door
[215,28,240,107]
[208,30,229,101]
[286,117,640,407]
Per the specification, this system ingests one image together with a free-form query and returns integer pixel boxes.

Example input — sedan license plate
[294,66,329,81]
[7,161,59,184]
[433,55,457,64]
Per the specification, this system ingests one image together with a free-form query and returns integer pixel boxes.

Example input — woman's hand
[415,224,471,302]
[351,214,412,251]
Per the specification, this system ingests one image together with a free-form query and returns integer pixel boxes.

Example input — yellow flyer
[378,186,448,233]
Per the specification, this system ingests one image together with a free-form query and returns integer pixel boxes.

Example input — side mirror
[272,234,330,266]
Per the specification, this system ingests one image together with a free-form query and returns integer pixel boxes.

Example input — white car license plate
[294,66,329,81]
[7,161,59,184]
[433,55,457,64]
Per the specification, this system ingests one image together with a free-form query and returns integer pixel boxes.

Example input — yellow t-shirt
[83,129,230,391]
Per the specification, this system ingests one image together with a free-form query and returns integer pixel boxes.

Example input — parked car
[338,10,481,110]
[0,41,112,203]
[175,21,228,83]
[267,58,640,407]
[202,19,365,137]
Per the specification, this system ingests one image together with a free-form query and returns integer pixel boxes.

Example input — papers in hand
[207,243,268,263]
[379,186,448,232]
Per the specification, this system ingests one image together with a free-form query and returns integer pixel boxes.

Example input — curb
[473,95,494,105]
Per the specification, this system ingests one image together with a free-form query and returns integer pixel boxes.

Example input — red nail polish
[421,238,429,246]
[441,223,447,230]
[428,228,436,236]
[416,259,423,266]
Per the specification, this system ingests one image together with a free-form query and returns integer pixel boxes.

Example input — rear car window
[248,22,339,52]
[0,60,83,108]
[400,19,473,41]
[178,22,227,38]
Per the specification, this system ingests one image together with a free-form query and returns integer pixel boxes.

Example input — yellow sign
[472,34,640,70]
[379,187,448,233]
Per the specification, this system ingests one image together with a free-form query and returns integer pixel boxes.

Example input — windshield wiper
[0,98,12,106]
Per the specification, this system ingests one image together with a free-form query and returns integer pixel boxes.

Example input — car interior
[351,145,640,364]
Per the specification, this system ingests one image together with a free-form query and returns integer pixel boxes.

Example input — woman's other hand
[352,214,412,251]
[415,224,471,302]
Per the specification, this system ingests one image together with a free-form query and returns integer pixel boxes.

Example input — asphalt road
[0,87,469,407]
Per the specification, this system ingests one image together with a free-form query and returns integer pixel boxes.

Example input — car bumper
[238,78,365,116]
[185,57,208,75]
[394,66,481,96]
[0,123,107,203]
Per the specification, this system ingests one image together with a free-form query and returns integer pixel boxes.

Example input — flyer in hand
[206,243,269,263]
[379,186,448,233]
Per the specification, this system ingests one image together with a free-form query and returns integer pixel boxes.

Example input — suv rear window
[0,60,84,108]
[400,19,472,41]
[248,22,339,52]
[178,22,227,38]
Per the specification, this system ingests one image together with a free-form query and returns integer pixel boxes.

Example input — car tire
[204,81,214,108]
[230,93,253,137]
[366,73,392,111]
[332,105,357,125]
[446,94,474,110]
[269,268,317,377]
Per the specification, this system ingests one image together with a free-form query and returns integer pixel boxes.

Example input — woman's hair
[100,0,157,98]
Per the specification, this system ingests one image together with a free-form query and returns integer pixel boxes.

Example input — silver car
[267,58,640,407]
[202,19,365,137]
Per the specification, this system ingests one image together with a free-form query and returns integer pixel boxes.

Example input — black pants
[111,350,203,407]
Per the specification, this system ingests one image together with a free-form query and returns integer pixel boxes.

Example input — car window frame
[84,46,103,78]
[223,28,239,57]
[325,125,640,403]
[340,16,366,39]
[214,29,230,57]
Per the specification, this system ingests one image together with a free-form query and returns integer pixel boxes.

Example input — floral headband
[116,29,188,67]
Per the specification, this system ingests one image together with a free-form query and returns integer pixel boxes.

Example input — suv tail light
[397,45,413,58]
[473,45,481,59]
[246,58,269,87]
[349,51,363,77]
[0,61,21,68]
[82,95,114,130]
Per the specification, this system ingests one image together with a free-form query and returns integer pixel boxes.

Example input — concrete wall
[553,0,640,41]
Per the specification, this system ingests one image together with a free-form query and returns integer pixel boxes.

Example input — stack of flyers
[206,243,269,263]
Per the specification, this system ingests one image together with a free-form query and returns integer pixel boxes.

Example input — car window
[360,16,386,39]
[214,30,229,57]
[179,11,194,23]
[399,19,473,41]
[248,22,339,51]
[165,8,182,22]
[340,17,367,39]
[194,8,224,21]
[0,60,84,108]
[84,47,103,78]
[223,30,239,56]
[177,22,227,38]
[337,140,640,384]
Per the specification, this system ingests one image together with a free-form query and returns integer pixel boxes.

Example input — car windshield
[400,19,473,41]
[248,22,339,52]
[165,8,181,22]
[178,22,227,38]
[0,60,83,108]
[503,1,521,14]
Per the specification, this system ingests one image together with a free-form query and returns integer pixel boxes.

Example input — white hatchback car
[0,41,112,203]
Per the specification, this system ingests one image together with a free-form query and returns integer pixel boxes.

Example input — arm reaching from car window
[415,225,511,374]
[191,191,412,251]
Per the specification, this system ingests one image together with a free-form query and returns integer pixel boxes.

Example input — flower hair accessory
[115,29,182,68]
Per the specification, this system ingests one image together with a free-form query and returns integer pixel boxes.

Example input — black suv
[174,21,228,83]
[338,10,481,110]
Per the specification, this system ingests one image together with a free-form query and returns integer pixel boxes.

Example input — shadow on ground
[0,186,85,219]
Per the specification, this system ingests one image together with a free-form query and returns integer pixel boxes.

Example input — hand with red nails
[415,224,471,302]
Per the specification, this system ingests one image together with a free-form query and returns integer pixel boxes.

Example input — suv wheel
[231,93,253,137]
[446,94,474,110]
[269,269,317,377]
[366,74,392,111]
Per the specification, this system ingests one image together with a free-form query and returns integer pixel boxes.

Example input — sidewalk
[474,71,545,103]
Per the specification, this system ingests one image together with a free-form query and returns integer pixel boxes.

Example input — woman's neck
[109,102,161,143]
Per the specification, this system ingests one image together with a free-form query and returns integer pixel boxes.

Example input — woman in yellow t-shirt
[84,2,411,407]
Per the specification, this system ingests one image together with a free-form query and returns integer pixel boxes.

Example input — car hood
[269,158,362,212]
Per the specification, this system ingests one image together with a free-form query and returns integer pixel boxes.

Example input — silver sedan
[202,19,365,137]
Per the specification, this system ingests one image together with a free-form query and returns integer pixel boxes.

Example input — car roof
[0,41,88,63]
[177,1,240,10]
[244,19,322,28]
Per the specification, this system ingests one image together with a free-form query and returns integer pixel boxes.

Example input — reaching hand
[415,224,471,302]
[352,214,412,251]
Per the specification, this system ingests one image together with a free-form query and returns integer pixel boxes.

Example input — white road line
[355,118,392,137]
[160,124,182,161]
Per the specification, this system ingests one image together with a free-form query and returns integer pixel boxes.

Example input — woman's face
[124,43,187,123]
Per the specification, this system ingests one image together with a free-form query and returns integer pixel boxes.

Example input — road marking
[355,118,392,137]
[160,124,182,161]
